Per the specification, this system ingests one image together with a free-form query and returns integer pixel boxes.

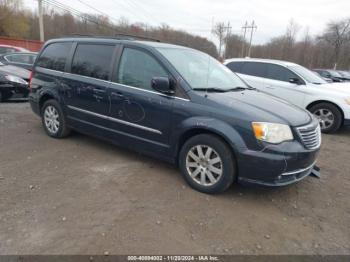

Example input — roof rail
[66,33,161,42]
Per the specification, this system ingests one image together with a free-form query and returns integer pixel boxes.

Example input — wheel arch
[174,119,246,165]
[38,91,60,113]
[306,100,344,124]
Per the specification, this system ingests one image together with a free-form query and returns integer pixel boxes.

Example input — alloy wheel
[313,108,334,130]
[44,105,60,134]
[185,145,223,186]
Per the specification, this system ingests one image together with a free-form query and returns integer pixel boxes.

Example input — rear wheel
[309,102,342,133]
[41,99,71,138]
[179,134,236,194]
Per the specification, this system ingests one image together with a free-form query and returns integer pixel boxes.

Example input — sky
[23,0,350,45]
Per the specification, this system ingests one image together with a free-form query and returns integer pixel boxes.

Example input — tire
[309,102,342,133]
[0,90,13,102]
[41,99,71,138]
[179,134,236,194]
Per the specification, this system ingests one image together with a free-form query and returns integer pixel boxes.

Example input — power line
[42,0,119,33]
[75,0,120,24]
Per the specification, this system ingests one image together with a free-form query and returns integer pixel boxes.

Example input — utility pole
[38,0,45,41]
[247,20,257,57]
[241,21,248,57]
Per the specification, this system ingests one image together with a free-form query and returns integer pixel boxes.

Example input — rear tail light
[29,71,33,90]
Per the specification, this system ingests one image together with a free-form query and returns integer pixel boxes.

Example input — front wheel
[179,134,236,194]
[309,102,342,133]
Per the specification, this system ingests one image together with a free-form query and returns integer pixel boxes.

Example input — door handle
[111,91,124,99]
[93,87,106,93]
[265,85,275,89]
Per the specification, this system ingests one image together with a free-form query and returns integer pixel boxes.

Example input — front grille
[296,121,321,150]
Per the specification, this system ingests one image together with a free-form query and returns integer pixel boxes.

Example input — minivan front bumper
[236,142,320,186]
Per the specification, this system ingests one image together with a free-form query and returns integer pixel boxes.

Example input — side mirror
[289,77,302,85]
[151,77,175,95]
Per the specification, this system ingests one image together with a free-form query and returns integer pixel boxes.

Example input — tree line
[1,0,350,70]
[224,19,350,70]
[0,0,218,57]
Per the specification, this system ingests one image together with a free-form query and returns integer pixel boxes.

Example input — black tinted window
[71,44,115,80]
[226,61,244,73]
[37,42,72,71]
[266,64,298,82]
[117,48,168,90]
[241,62,267,77]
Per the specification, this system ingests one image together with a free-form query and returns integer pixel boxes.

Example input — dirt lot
[0,101,349,255]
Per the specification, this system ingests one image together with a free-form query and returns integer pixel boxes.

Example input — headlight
[5,75,28,85]
[252,122,293,144]
[345,97,350,105]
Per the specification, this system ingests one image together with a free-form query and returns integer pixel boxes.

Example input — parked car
[29,37,321,194]
[313,69,344,82]
[337,70,350,81]
[0,52,37,70]
[0,66,29,102]
[0,44,29,54]
[224,58,350,133]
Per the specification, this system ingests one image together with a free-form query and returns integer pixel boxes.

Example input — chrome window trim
[67,105,162,135]
[109,81,190,102]
[36,67,190,102]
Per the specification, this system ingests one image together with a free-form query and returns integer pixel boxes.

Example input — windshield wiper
[192,87,227,92]
[226,86,255,91]
[192,86,254,93]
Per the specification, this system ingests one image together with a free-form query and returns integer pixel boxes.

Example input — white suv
[224,58,350,133]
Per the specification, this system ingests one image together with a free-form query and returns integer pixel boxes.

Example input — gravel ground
[0,101,349,255]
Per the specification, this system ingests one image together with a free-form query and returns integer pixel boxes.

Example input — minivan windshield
[157,47,248,91]
[288,64,327,85]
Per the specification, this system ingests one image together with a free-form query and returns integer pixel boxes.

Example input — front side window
[266,64,299,82]
[71,44,115,81]
[289,65,326,84]
[37,42,72,71]
[241,62,267,77]
[117,48,168,90]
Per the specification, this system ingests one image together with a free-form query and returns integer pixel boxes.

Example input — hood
[201,90,312,127]
[310,82,350,95]
[0,65,31,80]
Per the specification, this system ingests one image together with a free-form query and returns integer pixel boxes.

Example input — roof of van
[224,57,299,67]
[46,37,191,50]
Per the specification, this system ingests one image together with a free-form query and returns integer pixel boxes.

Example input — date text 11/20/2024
[127,255,219,261]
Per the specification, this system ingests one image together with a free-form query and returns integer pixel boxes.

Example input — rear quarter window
[36,42,72,71]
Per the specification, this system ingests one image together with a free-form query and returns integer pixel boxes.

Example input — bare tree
[320,18,350,69]
[282,19,300,60]
[225,34,246,58]
[212,22,226,58]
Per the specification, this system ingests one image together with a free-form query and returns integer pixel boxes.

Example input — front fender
[170,116,247,158]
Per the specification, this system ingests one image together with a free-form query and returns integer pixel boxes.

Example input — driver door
[263,63,305,107]
[108,46,174,154]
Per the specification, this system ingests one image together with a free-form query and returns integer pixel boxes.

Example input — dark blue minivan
[29,37,321,194]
